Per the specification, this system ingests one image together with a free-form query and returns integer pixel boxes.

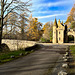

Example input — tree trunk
[0,19,2,45]
[6,25,7,34]
[0,25,3,45]
[0,17,3,45]
[0,0,4,45]
[21,27,24,40]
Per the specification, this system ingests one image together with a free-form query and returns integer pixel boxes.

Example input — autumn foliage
[41,21,53,42]
[65,4,75,29]
[27,14,43,41]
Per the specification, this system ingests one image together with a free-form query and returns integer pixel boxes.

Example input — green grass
[67,45,75,75]
[70,45,75,59]
[0,49,34,64]
[0,44,41,64]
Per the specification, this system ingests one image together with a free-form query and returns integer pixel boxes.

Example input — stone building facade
[53,18,68,44]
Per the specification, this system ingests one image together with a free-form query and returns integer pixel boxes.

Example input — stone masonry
[2,39,36,51]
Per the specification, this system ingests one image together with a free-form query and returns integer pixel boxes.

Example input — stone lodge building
[53,18,75,44]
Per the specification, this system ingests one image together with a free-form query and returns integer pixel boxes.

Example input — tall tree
[65,4,75,28]
[17,13,29,40]
[43,22,51,40]
[7,13,18,34]
[69,4,75,20]
[3,12,29,39]
[0,0,31,44]
[42,21,53,42]
[66,16,74,23]
[71,21,75,29]
[65,4,75,23]
[27,15,42,41]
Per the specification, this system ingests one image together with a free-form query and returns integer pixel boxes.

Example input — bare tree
[0,0,31,44]
[18,13,28,40]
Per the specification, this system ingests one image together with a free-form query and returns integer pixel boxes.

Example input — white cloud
[34,11,59,14]
[33,10,68,14]
[36,14,66,19]
[32,0,72,8]
[30,0,73,23]
[44,1,71,7]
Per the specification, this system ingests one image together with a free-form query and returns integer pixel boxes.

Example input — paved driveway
[0,45,67,75]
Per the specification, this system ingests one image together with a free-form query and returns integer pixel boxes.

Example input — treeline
[1,1,75,43]
[0,0,53,42]
[41,21,53,43]
[0,0,32,44]
[65,4,75,29]
[2,14,43,41]
[3,13,53,42]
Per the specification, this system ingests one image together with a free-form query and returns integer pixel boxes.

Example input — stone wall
[2,39,36,51]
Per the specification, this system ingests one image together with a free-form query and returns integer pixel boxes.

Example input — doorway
[68,35,74,43]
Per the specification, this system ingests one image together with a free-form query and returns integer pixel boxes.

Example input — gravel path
[0,45,67,75]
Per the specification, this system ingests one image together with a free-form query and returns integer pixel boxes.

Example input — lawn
[0,49,34,64]
[68,45,75,75]
[70,45,75,60]
[0,44,40,64]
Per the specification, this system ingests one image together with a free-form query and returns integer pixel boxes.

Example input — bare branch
[4,0,7,6]
[4,0,13,13]
[4,6,18,19]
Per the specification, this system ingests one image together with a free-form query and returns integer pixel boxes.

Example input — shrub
[40,38,50,43]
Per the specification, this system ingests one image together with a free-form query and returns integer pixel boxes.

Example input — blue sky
[30,0,74,24]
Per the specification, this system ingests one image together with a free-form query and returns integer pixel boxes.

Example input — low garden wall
[2,39,36,51]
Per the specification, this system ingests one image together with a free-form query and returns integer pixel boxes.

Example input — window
[59,38,60,40]
[59,32,60,34]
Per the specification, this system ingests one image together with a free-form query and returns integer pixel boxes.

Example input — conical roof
[58,19,64,27]
[54,18,58,27]
[61,20,64,26]
[61,21,63,24]
[58,19,60,22]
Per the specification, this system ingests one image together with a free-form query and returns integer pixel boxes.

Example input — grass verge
[70,45,75,60]
[0,49,34,64]
[0,44,41,64]
[68,45,75,75]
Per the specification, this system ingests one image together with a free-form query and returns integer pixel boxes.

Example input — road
[0,45,67,75]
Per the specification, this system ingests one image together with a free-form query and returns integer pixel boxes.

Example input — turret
[57,19,65,44]
[61,21,63,25]
[53,18,58,43]
[58,19,61,24]
[53,18,58,27]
